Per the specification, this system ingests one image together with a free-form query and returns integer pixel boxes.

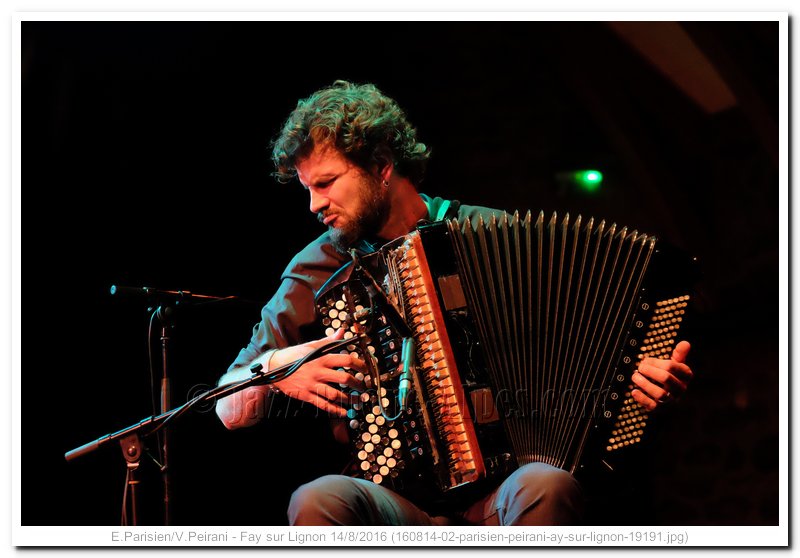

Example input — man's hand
[631,341,693,411]
[271,329,367,416]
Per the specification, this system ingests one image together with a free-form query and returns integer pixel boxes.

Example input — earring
[382,180,390,188]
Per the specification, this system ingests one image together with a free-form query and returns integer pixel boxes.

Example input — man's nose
[308,188,328,214]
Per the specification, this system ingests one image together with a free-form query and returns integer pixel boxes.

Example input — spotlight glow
[575,170,603,192]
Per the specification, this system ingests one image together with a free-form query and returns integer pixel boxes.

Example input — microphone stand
[99,284,263,525]
[155,305,173,527]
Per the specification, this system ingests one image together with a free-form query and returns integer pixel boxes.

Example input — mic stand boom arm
[65,335,355,463]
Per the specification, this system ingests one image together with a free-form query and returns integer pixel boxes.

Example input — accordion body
[314,211,694,505]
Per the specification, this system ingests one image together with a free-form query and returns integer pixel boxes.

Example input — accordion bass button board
[314,210,698,504]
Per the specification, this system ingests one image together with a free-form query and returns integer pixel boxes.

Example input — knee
[287,475,362,526]
[516,462,582,502]
[506,463,584,525]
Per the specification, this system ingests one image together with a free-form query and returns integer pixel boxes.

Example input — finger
[632,371,671,402]
[318,383,363,408]
[306,393,348,417]
[321,369,366,391]
[631,388,657,411]
[672,341,691,364]
[315,383,354,406]
[317,353,368,375]
[637,362,688,395]
[314,368,366,393]
[640,357,693,381]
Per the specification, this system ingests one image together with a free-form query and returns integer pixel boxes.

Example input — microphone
[110,285,238,304]
[397,337,416,412]
[343,306,372,326]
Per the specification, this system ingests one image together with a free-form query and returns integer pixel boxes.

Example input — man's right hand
[270,329,367,417]
[216,329,367,429]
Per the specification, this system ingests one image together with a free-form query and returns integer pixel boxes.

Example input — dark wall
[22,21,779,526]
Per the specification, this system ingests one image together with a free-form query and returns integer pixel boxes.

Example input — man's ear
[372,148,394,182]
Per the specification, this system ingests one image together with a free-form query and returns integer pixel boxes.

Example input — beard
[328,175,391,253]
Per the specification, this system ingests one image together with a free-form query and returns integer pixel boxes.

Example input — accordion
[315,211,695,506]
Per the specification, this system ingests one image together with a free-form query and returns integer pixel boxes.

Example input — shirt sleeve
[227,234,348,372]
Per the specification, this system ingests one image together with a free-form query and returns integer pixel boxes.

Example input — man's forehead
[296,143,351,180]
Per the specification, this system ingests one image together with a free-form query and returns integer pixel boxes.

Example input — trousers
[287,462,584,526]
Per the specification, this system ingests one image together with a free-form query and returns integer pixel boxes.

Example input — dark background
[22,21,779,526]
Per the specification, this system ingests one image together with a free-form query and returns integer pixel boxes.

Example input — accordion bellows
[315,211,693,502]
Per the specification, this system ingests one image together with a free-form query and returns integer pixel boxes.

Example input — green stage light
[575,170,603,192]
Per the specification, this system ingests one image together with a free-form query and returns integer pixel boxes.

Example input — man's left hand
[631,340,693,411]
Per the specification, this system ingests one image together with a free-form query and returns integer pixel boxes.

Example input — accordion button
[387,458,397,468]
[365,414,375,423]
[377,455,386,465]
[360,461,370,471]
[436,350,448,362]
[375,416,386,426]
[346,409,357,419]
[349,420,360,430]
[388,428,398,439]
[357,450,368,461]
[380,466,390,477]
[372,474,383,484]
[371,434,381,444]
[368,424,379,434]
[414,304,432,316]
[364,442,374,453]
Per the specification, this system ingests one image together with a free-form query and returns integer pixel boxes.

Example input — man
[215,80,693,526]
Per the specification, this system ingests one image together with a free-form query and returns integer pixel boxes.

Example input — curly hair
[271,80,431,185]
